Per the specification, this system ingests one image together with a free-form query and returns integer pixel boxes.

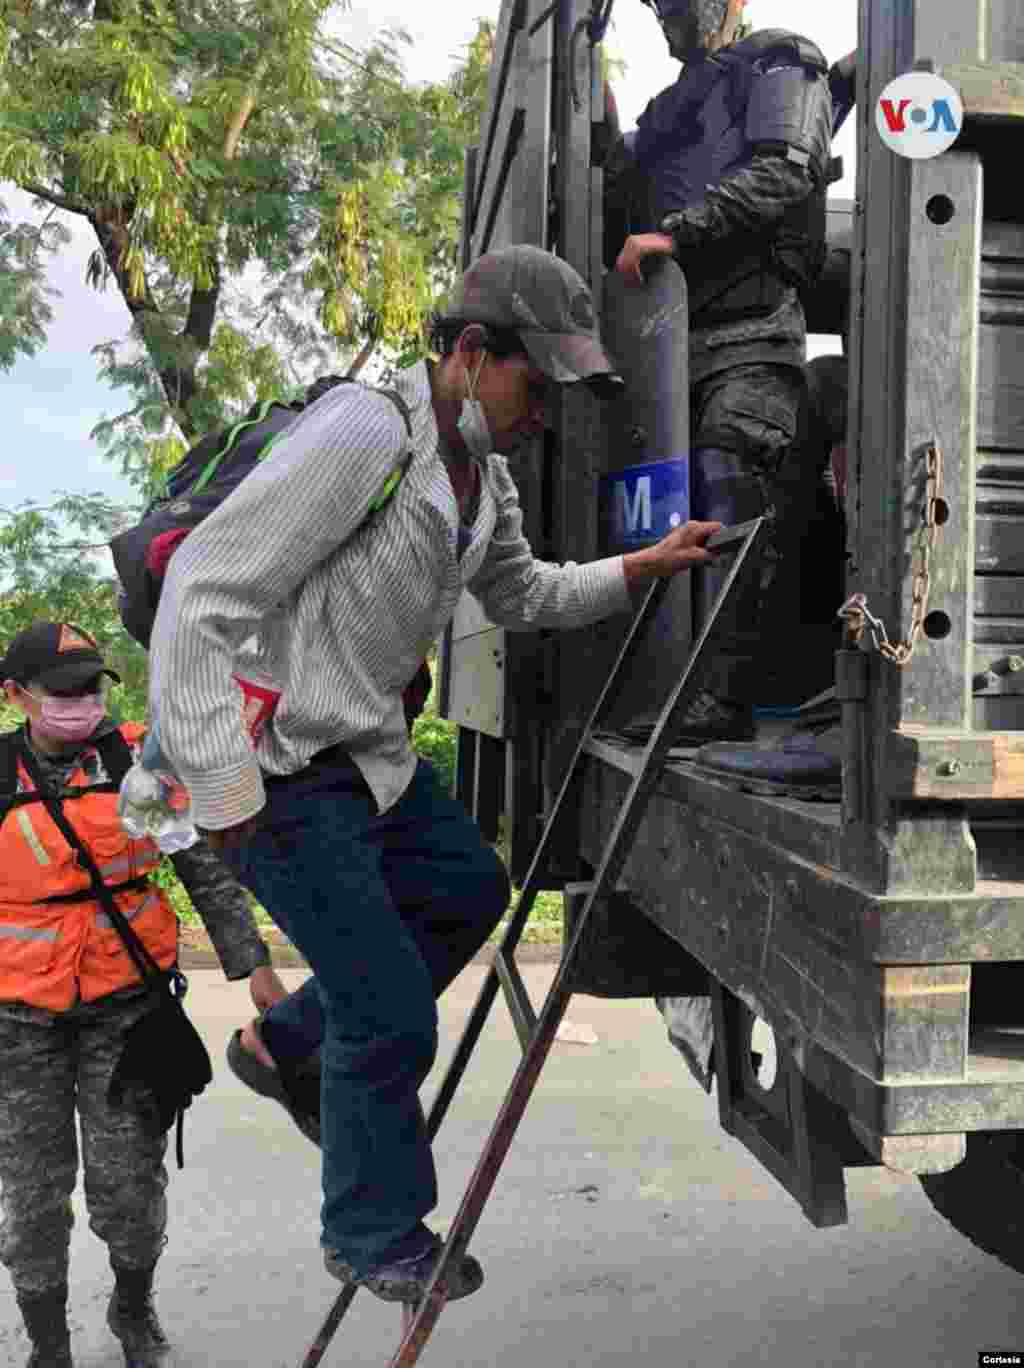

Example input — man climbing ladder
[300,519,766,1366]
[146,243,722,1313]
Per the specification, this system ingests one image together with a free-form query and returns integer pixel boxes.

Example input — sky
[2,0,857,516]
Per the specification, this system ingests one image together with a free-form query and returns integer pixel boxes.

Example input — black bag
[109,376,412,649]
[105,985,214,1153]
[15,739,213,1168]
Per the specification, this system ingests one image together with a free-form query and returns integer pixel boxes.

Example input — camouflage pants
[692,360,805,467]
[0,994,168,1296]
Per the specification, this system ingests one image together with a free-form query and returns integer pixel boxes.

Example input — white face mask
[456,355,494,462]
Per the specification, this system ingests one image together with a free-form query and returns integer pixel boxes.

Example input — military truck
[439,0,1024,1273]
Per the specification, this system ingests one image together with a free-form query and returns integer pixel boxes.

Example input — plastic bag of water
[118,728,198,854]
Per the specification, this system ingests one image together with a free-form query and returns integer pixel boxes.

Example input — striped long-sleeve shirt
[148,360,632,830]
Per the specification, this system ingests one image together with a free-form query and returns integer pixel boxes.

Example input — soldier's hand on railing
[622,521,723,589]
[616,232,675,285]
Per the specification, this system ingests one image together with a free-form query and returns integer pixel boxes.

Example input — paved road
[2,964,1022,1368]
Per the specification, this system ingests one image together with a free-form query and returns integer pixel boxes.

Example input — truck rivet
[1009,656,1024,673]
[939,759,961,777]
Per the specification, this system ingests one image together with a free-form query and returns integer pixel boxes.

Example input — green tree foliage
[0,0,494,468]
[0,1,487,818]
[410,706,456,795]
[0,0,492,689]
[0,203,69,371]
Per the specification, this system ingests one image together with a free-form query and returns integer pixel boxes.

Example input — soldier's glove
[660,212,701,252]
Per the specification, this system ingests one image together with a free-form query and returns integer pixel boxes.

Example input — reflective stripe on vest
[15,807,51,866]
[97,852,159,883]
[0,924,59,944]
[95,890,162,931]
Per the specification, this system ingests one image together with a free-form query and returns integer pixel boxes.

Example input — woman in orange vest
[0,622,285,1368]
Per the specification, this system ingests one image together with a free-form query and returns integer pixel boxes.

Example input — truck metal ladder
[297,516,766,1368]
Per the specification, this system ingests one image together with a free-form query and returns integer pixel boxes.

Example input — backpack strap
[335,379,415,518]
[92,727,135,788]
[366,387,413,516]
[155,381,414,545]
[314,377,412,435]
[375,386,413,440]
[256,379,415,517]
[0,724,135,822]
[201,384,413,498]
[0,729,19,821]
[366,450,413,516]
[190,398,281,497]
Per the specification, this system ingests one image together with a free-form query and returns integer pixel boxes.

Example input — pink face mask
[25,691,106,743]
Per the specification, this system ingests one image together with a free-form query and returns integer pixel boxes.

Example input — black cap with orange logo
[0,623,121,691]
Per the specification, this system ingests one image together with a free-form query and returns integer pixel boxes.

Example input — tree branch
[312,36,408,90]
[21,182,91,217]
[183,263,221,353]
[346,335,377,380]
[223,92,258,161]
[223,57,269,161]
[89,212,157,319]
[89,211,201,440]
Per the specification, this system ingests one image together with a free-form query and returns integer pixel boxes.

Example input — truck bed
[577,736,1024,1138]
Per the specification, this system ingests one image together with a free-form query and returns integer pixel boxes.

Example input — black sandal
[226,1026,322,1147]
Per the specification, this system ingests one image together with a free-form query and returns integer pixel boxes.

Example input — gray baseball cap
[442,245,623,399]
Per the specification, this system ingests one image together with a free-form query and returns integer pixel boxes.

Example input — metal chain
[837,442,944,667]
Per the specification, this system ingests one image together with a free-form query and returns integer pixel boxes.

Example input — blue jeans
[223,754,509,1274]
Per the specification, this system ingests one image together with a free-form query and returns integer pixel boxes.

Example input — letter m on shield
[618,476,652,537]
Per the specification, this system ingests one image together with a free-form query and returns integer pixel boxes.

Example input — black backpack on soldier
[109,376,413,650]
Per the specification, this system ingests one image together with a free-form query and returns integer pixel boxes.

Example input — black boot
[107,1263,170,1365]
[694,690,842,800]
[16,1284,73,1368]
[666,688,755,747]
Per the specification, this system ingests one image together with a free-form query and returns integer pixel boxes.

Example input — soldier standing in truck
[607,0,836,746]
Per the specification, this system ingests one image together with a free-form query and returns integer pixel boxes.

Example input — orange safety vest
[0,722,178,1012]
